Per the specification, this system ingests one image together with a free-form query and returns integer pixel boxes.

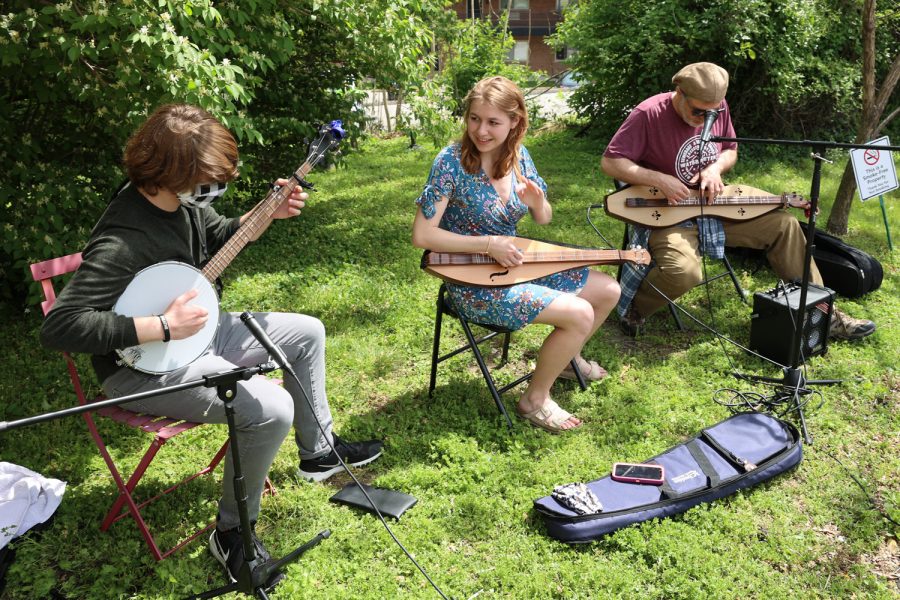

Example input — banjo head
[113,261,219,374]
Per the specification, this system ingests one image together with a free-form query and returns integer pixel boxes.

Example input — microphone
[240,311,292,374]
[697,109,721,161]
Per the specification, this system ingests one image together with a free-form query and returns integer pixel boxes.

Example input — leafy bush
[0,0,445,304]
[403,12,545,148]
[553,0,899,140]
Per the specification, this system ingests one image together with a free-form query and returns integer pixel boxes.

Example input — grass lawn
[0,128,897,599]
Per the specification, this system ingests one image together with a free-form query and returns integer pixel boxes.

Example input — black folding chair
[428,283,586,429]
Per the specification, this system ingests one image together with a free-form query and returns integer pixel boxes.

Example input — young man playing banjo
[40,104,383,587]
[601,62,876,341]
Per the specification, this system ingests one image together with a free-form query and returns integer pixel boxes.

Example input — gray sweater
[40,182,240,382]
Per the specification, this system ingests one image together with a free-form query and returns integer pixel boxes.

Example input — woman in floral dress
[412,76,620,433]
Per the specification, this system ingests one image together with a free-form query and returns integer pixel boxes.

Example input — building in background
[451,0,572,75]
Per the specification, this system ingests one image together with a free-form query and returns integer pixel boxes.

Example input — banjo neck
[201,160,314,283]
[114,121,345,375]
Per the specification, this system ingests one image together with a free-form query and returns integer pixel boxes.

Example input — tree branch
[874,104,900,136]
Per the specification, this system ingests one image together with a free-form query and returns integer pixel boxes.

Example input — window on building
[555,46,567,61]
[508,40,529,63]
[465,0,482,18]
[557,0,570,9]
[501,0,530,9]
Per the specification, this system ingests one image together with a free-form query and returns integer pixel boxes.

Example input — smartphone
[611,462,665,485]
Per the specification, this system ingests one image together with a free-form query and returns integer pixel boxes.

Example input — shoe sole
[831,330,876,341]
[298,449,383,482]
[209,531,285,591]
[209,531,237,583]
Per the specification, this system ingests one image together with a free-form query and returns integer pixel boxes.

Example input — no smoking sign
[850,136,898,200]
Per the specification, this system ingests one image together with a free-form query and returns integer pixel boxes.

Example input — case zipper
[699,430,758,472]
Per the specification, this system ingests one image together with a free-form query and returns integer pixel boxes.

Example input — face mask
[177,182,228,209]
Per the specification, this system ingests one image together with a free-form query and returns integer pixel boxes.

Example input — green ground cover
[0,129,896,599]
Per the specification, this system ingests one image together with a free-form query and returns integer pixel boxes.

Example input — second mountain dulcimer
[422,237,651,287]
[605,184,807,229]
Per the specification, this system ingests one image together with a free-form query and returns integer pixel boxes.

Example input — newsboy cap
[672,62,729,103]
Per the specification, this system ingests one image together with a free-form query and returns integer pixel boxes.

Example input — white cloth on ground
[0,462,66,549]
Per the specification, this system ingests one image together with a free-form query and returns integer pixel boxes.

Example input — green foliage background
[0,0,453,305]
[553,0,900,140]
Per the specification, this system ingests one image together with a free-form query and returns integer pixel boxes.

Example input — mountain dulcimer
[422,237,651,287]
[604,184,806,229]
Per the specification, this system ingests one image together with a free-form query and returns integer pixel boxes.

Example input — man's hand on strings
[692,163,725,205]
[272,178,308,220]
[656,174,692,205]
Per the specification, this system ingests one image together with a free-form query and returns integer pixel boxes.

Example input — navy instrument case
[534,412,802,542]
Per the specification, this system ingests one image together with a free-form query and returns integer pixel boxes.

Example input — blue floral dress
[416,143,588,330]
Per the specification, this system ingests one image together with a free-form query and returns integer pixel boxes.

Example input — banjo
[422,237,651,287]
[113,121,345,374]
[604,184,807,229]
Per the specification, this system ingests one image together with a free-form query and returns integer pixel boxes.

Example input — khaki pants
[632,210,823,318]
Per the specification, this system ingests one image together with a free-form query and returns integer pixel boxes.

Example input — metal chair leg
[457,317,515,429]
[429,291,445,397]
[723,254,747,303]
[569,358,588,390]
[668,301,686,330]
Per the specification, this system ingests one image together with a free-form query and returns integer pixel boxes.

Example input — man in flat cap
[601,62,875,341]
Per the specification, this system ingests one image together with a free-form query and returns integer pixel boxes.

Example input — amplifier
[749,282,834,366]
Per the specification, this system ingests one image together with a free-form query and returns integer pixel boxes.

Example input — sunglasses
[685,96,724,117]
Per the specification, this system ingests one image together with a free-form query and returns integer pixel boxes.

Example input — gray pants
[103,311,334,530]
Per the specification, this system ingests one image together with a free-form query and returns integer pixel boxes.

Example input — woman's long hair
[459,76,528,180]
[124,104,240,195]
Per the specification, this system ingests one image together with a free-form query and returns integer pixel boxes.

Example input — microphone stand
[0,362,330,599]
[711,135,900,444]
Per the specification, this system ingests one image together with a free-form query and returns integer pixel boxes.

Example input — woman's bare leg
[516,271,620,429]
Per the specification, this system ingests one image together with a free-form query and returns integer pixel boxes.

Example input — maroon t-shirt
[604,92,737,186]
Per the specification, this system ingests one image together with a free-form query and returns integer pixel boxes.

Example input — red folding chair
[31,252,272,560]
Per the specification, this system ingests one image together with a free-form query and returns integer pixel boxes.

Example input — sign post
[850,136,897,250]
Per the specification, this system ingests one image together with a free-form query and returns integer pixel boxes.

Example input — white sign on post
[850,136,898,201]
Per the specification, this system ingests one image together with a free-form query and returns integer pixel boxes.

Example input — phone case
[611,463,665,485]
[329,483,418,519]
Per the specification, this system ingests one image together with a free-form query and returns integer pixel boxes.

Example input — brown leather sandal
[516,400,582,434]
[559,358,608,382]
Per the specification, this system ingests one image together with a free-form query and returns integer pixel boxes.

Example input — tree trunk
[826,0,900,234]
[395,92,404,130]
[382,90,392,132]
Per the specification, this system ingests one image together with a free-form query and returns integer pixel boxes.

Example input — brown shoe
[619,305,645,338]
[829,307,875,341]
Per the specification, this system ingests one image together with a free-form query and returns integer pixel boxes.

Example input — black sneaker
[298,434,383,482]
[209,525,284,590]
